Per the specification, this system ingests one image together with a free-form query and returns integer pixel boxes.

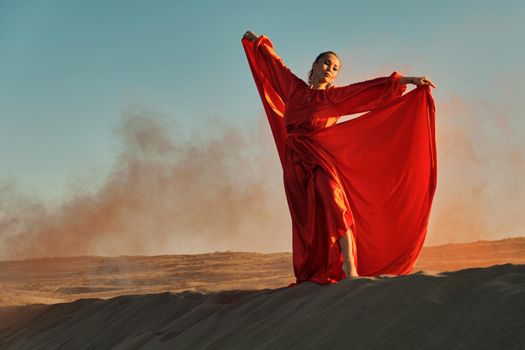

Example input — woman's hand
[412,76,437,88]
[243,30,259,42]
[401,76,437,88]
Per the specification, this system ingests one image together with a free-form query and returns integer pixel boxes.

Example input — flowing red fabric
[242,35,437,286]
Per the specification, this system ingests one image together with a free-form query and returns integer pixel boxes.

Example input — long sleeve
[245,35,304,103]
[241,35,295,168]
[327,71,407,115]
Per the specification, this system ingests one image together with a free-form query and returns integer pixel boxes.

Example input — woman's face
[312,53,340,85]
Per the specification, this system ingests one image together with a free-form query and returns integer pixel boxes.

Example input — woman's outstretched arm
[327,72,406,115]
[242,30,303,103]
[327,72,436,115]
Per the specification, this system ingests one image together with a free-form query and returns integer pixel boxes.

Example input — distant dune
[1,237,525,349]
[1,237,524,307]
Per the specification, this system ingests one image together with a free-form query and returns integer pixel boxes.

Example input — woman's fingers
[419,76,437,88]
[423,77,437,88]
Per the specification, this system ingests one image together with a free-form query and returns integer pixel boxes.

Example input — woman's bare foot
[342,261,358,279]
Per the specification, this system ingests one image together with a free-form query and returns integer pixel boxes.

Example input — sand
[1,237,525,349]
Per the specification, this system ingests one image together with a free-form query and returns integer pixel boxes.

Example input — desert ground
[1,237,524,349]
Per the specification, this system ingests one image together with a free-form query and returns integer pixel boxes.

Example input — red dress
[242,35,437,285]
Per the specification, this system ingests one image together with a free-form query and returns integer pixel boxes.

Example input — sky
[1,0,524,258]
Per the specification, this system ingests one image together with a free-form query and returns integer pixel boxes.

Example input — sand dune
[1,263,524,349]
[1,237,525,349]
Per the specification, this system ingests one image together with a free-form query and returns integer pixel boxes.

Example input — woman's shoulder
[295,78,308,89]
[286,78,308,97]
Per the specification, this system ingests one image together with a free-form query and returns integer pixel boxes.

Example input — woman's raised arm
[327,71,407,115]
[242,31,304,103]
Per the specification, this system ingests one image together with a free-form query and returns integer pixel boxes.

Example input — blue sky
[1,0,524,201]
[1,1,525,254]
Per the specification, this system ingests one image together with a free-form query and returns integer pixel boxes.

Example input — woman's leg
[338,229,358,278]
[314,167,358,279]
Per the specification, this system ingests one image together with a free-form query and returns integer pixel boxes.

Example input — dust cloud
[0,109,290,260]
[427,92,525,245]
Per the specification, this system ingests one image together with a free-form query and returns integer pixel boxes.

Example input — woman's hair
[307,51,340,88]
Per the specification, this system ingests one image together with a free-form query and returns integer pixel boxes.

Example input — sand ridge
[1,263,524,349]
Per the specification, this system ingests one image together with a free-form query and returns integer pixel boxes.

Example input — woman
[242,30,437,285]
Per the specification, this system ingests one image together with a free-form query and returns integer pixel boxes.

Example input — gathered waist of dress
[285,129,317,154]
[285,132,318,165]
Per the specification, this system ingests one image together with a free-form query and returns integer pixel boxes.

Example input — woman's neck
[309,81,329,90]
